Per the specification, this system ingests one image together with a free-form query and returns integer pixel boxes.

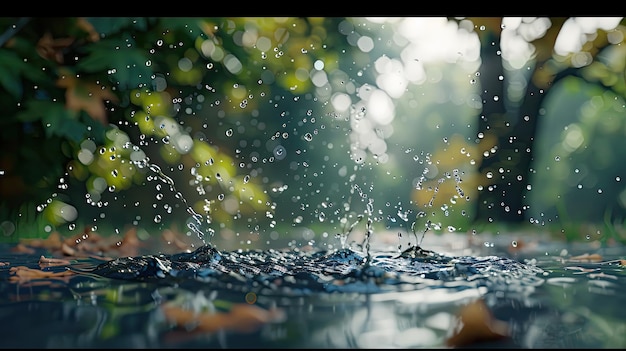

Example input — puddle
[1,237,624,348]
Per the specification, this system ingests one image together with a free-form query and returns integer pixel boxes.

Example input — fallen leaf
[39,256,72,266]
[446,298,510,347]
[9,266,76,284]
[20,231,63,250]
[11,243,35,254]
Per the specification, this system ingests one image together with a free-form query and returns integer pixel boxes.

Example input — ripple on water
[89,244,545,296]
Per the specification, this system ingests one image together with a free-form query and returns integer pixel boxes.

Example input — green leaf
[41,105,84,142]
[0,49,26,99]
[85,17,153,36]
[80,110,107,144]
[16,101,86,142]
[15,100,54,122]
[50,116,89,143]
[77,38,153,90]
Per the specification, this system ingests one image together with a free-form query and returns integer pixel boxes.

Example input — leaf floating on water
[39,255,72,266]
[445,298,510,347]
[9,265,76,284]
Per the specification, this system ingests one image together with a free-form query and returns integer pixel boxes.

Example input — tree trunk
[475,28,526,223]
[475,27,549,225]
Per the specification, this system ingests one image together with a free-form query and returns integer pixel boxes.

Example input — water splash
[136,159,215,242]
[89,243,545,296]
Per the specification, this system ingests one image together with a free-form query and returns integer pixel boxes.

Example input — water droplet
[273,145,287,160]
[318,212,326,222]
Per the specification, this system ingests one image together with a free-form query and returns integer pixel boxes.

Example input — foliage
[2,17,626,246]
[0,17,346,238]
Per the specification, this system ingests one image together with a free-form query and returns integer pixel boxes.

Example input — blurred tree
[462,17,626,224]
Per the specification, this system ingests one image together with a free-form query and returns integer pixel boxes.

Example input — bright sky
[366,17,623,67]
[333,17,624,164]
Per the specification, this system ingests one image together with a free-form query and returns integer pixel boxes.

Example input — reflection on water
[0,240,625,348]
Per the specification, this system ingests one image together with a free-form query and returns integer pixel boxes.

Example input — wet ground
[0,229,624,348]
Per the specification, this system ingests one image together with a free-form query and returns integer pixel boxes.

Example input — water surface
[0,236,624,348]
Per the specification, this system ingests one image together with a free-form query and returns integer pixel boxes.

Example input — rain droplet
[273,145,287,160]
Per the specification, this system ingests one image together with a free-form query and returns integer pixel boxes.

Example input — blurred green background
[1,17,626,247]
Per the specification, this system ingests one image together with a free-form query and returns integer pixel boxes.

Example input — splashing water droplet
[273,145,287,160]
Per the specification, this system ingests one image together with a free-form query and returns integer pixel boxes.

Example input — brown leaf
[20,231,63,250]
[76,18,100,42]
[446,298,510,347]
[108,227,143,257]
[162,302,285,334]
[61,242,77,256]
[11,243,36,254]
[56,72,119,125]
[36,32,74,64]
[161,228,194,252]
[39,255,72,266]
[9,266,76,284]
